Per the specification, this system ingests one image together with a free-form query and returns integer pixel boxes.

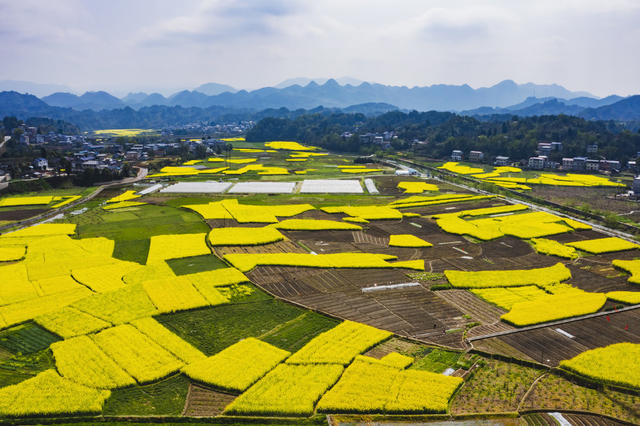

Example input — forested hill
[246,111,640,162]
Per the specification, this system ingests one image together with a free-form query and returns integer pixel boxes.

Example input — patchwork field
[0,143,638,423]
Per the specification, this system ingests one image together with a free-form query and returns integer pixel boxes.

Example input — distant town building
[469,151,484,162]
[451,150,463,161]
[528,156,547,170]
[572,157,587,171]
[562,158,574,170]
[587,144,598,154]
[586,159,600,172]
[32,158,48,169]
[633,177,640,195]
[551,141,563,151]
[600,159,621,171]
[537,142,552,156]
[494,156,510,166]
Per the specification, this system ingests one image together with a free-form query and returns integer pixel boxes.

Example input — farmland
[0,141,638,423]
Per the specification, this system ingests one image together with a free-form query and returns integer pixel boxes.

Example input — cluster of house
[167,121,252,135]
[15,125,84,145]
[452,141,623,174]
[342,131,396,149]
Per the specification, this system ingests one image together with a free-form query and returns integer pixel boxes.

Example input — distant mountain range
[461,95,626,117]
[18,79,601,112]
[0,78,639,130]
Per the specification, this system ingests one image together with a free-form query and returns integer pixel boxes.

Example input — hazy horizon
[1,0,638,97]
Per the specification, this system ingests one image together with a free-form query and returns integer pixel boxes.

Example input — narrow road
[468,303,640,341]
[386,158,640,244]
[0,167,148,233]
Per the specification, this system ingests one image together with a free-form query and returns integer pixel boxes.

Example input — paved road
[0,167,148,233]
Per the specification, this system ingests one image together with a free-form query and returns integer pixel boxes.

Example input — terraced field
[0,143,638,423]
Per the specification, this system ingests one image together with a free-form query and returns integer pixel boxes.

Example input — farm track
[475,307,640,365]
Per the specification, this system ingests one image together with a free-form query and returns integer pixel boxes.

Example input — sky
[0,0,638,97]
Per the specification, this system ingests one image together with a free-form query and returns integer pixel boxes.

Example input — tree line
[246,111,640,162]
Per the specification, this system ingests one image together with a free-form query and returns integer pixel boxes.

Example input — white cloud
[0,0,638,96]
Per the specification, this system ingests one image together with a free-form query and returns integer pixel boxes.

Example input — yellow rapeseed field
[146,233,210,263]
[35,307,110,338]
[530,238,578,259]
[397,182,439,193]
[224,363,344,416]
[71,285,158,325]
[106,190,140,204]
[501,291,606,326]
[606,291,640,304]
[141,277,211,313]
[91,324,184,383]
[445,262,571,289]
[264,141,317,151]
[566,237,640,254]
[182,338,290,392]
[286,321,391,365]
[51,336,136,389]
[0,369,111,416]
[208,226,284,246]
[470,286,549,310]
[224,252,399,272]
[131,317,206,364]
[612,259,640,284]
[388,234,432,247]
[316,356,462,413]
[272,219,362,231]
[0,195,54,207]
[559,343,640,389]
[0,245,25,261]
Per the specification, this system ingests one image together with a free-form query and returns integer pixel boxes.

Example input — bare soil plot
[565,263,630,293]
[561,413,627,426]
[249,265,471,349]
[436,290,507,325]
[373,176,453,196]
[212,240,306,258]
[182,383,236,417]
[363,337,422,359]
[480,309,640,365]
[0,208,49,221]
